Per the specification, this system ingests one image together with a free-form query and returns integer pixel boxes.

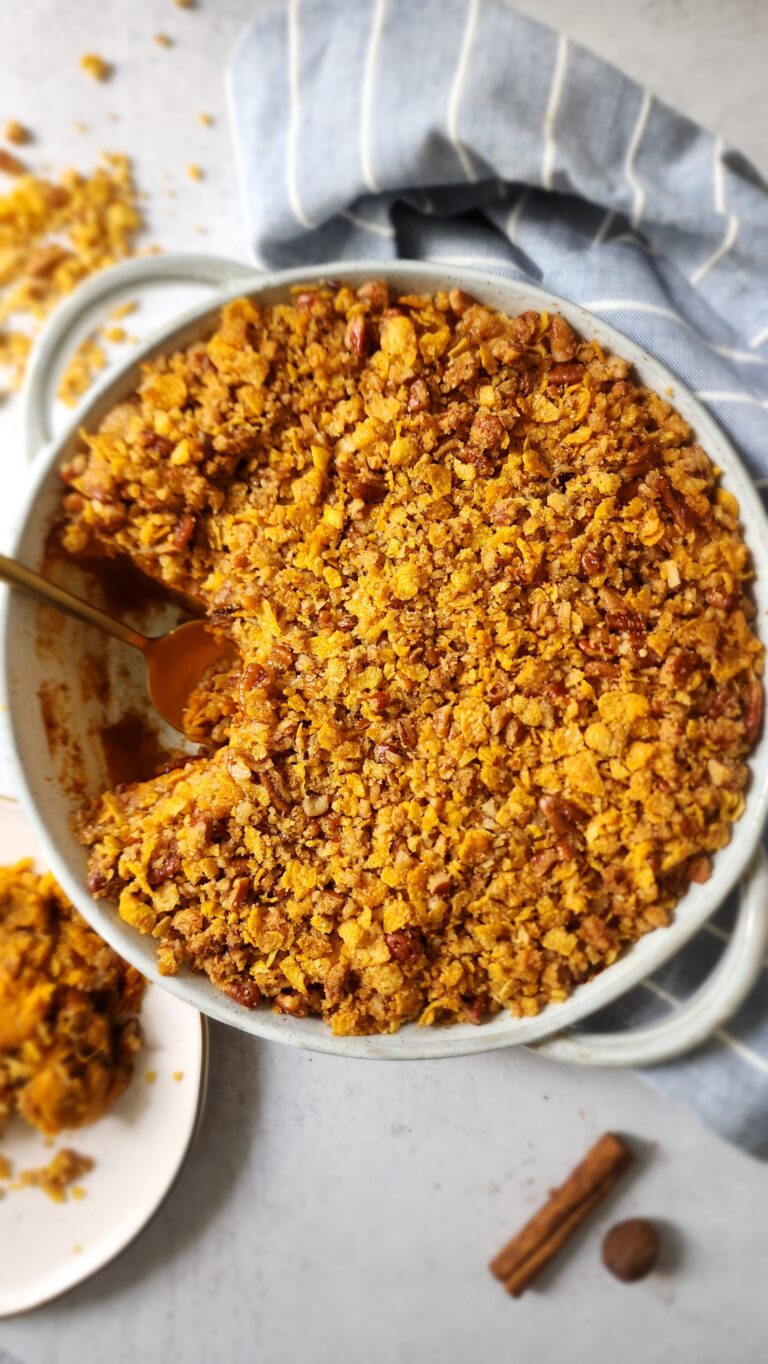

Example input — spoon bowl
[0,552,234,733]
[145,619,236,732]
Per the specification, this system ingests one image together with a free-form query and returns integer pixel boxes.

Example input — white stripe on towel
[341,208,394,238]
[750,323,768,350]
[712,344,768,367]
[360,0,387,194]
[447,0,480,183]
[696,390,768,409]
[643,980,768,1074]
[426,252,526,274]
[286,0,314,229]
[592,210,615,248]
[541,34,569,191]
[506,191,530,244]
[579,298,746,365]
[703,921,768,969]
[690,138,740,286]
[626,89,652,226]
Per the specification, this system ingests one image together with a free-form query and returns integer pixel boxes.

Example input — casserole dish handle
[21,253,261,458]
[531,849,768,1067]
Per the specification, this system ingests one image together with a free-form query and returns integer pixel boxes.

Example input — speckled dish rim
[3,254,768,1062]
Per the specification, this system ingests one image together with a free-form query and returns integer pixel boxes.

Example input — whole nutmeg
[602,1218,660,1282]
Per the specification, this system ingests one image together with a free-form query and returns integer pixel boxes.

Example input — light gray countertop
[0,3,766,1362]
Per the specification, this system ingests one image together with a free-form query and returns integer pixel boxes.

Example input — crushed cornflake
[4,120,30,145]
[109,299,138,321]
[154,32,173,46]
[199,112,213,127]
[0,148,26,176]
[18,1148,94,1202]
[58,335,106,406]
[80,53,111,81]
[187,163,203,181]
[60,284,764,1036]
[0,154,142,395]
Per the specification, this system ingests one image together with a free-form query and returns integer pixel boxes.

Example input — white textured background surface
[0,3,767,1362]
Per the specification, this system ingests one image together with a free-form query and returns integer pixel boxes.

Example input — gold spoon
[0,553,235,733]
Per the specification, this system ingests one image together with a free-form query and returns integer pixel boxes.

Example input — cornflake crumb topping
[59,282,764,1035]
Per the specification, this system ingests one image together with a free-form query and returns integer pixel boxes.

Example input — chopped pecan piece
[227,978,261,1009]
[407,377,430,411]
[385,927,423,964]
[147,850,181,886]
[345,316,369,357]
[170,513,197,551]
[549,314,577,362]
[356,279,389,310]
[349,474,386,503]
[539,794,585,838]
[548,362,584,387]
[657,475,697,531]
[743,681,764,744]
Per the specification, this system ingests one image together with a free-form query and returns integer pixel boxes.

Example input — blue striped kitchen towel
[229,0,768,1155]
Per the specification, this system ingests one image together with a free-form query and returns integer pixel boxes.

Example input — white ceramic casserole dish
[3,254,768,1064]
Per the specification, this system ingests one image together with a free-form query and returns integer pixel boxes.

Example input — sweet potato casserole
[56,281,764,1034]
[0,862,143,1133]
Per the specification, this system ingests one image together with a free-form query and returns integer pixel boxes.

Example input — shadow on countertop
[52,1020,261,1311]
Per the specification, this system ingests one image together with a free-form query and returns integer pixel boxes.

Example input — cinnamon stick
[489,1132,634,1297]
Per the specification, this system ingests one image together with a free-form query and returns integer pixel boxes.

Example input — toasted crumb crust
[0,862,143,1133]
[59,282,764,1034]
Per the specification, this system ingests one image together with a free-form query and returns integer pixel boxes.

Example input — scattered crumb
[108,299,138,321]
[104,325,127,343]
[71,1185,87,1200]
[173,1071,184,1082]
[174,0,195,7]
[4,120,30,145]
[155,33,173,47]
[58,335,106,406]
[74,120,88,134]
[0,154,141,396]
[145,1069,157,1085]
[73,1243,83,1254]
[187,163,203,181]
[0,1153,11,1179]
[19,1149,94,1203]
[199,112,213,127]
[0,148,26,176]
[80,54,112,82]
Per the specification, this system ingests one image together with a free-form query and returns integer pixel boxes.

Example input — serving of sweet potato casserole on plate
[54,280,764,1036]
[0,860,143,1134]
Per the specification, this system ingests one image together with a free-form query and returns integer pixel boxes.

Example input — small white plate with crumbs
[0,799,208,1317]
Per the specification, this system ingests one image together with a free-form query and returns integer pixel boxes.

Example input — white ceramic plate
[0,800,207,1318]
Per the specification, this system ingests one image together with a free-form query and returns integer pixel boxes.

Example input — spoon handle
[0,553,148,652]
